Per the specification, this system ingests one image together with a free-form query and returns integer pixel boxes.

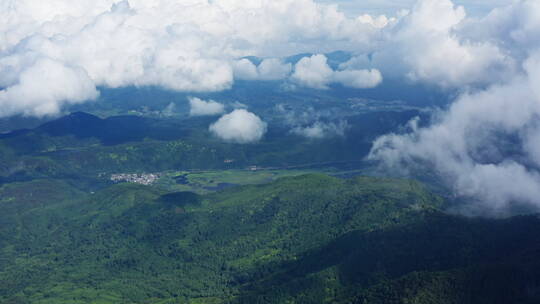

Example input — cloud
[364,0,540,214]
[369,50,540,216]
[188,97,225,116]
[209,109,267,143]
[1,0,529,118]
[291,54,383,89]
[276,104,347,138]
[234,58,292,81]
[458,0,540,61]
[369,0,516,88]
[233,59,259,80]
[1,0,536,118]
[292,120,348,139]
[291,54,335,89]
[230,101,248,109]
[161,102,177,117]
[333,69,382,88]
[0,0,386,117]
[0,57,99,117]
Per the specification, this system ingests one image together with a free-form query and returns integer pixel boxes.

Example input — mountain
[37,112,191,145]
[1,174,539,303]
[0,109,423,187]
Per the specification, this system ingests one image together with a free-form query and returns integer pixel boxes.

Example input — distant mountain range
[0,109,421,186]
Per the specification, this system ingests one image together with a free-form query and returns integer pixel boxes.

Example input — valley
[2,1,540,303]
[0,104,539,303]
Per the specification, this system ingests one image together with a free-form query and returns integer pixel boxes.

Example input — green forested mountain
[0,110,421,187]
[1,174,539,304]
[2,0,539,302]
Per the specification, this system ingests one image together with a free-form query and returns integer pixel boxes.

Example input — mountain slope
[0,174,539,304]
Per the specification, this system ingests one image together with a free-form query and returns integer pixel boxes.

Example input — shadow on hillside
[37,112,189,145]
[234,213,540,303]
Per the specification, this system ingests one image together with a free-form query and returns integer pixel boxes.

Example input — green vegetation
[1,174,539,303]
[1,111,539,303]
[0,110,420,187]
[154,169,353,194]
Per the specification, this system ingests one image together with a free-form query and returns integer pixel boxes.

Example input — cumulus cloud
[361,0,540,216]
[2,0,530,118]
[0,0,385,117]
[1,0,536,118]
[458,0,540,62]
[291,54,383,89]
[0,58,99,117]
[209,109,267,143]
[369,0,519,88]
[369,50,540,216]
[233,59,259,80]
[291,54,335,89]
[188,97,225,116]
[234,58,292,81]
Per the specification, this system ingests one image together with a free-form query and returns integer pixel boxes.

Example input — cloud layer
[2,0,529,117]
[0,0,384,117]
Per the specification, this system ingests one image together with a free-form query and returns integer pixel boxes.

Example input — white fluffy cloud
[369,0,516,88]
[0,0,385,117]
[234,58,292,81]
[188,97,225,116]
[369,50,540,215]
[1,0,531,117]
[0,58,99,117]
[291,54,383,89]
[362,0,540,216]
[291,55,335,89]
[209,109,267,143]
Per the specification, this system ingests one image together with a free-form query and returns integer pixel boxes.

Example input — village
[110,173,162,185]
